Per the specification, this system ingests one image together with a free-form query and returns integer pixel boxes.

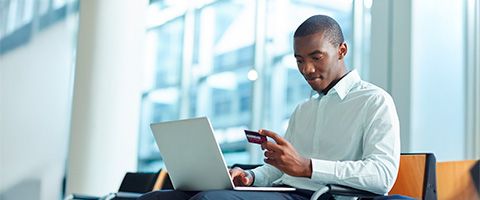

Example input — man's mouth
[306,76,321,81]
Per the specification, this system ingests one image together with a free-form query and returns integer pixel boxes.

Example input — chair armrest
[230,164,263,170]
[327,184,383,198]
[231,164,385,199]
[111,192,144,200]
[65,192,140,200]
[64,194,101,200]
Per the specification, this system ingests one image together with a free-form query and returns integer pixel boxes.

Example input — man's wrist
[304,158,313,178]
[246,170,255,186]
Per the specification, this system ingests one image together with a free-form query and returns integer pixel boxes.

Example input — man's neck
[321,71,350,95]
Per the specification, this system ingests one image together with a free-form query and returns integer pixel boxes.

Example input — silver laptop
[150,117,295,191]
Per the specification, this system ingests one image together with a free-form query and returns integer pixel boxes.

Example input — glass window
[262,0,353,136]
[0,1,9,38]
[0,0,78,54]
[189,0,255,165]
[52,0,66,9]
[22,0,34,25]
[38,0,50,16]
[6,0,18,34]
[138,16,184,171]
[14,0,24,28]
[137,0,359,171]
[2,0,36,34]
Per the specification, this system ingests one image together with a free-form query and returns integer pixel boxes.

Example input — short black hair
[294,15,345,46]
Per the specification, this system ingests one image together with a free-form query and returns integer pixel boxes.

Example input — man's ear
[338,42,348,60]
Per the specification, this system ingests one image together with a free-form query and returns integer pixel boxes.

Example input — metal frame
[465,0,480,159]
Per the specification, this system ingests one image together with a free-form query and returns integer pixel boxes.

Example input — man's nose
[302,62,315,75]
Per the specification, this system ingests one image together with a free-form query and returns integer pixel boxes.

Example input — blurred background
[0,0,479,199]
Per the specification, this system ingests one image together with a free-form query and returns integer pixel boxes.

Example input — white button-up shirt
[251,70,400,195]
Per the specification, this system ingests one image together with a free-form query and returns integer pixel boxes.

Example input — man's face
[294,32,347,93]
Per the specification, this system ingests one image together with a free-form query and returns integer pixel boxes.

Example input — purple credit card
[244,130,267,144]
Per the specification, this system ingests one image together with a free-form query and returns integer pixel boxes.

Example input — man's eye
[296,60,304,64]
[312,57,320,61]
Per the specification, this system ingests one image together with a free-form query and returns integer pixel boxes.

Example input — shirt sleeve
[250,104,300,186]
[310,93,400,195]
[250,163,283,186]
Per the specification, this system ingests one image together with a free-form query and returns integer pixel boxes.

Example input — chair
[65,169,173,200]
[317,153,437,200]
[233,153,437,200]
[436,159,480,200]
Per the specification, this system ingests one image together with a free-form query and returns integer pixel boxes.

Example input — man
[140,14,400,200]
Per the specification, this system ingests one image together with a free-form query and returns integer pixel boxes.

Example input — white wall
[411,0,466,161]
[65,0,147,196]
[0,17,77,200]
[370,0,413,153]
[370,0,467,161]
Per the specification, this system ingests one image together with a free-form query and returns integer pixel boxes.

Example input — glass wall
[262,0,354,137]
[138,0,364,171]
[138,16,185,168]
[0,0,78,54]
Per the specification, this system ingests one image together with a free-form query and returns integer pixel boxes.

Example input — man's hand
[229,167,254,186]
[259,129,313,178]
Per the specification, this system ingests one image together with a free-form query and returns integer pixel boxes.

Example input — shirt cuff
[250,168,268,186]
[311,159,337,183]
[246,170,255,185]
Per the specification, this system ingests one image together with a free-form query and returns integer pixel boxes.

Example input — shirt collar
[327,69,361,100]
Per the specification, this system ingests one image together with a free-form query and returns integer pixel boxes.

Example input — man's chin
[309,85,325,92]
[309,87,324,95]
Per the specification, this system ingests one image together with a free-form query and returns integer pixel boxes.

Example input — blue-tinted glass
[138,16,184,171]
[213,88,232,116]
[263,0,353,134]
[190,0,255,165]
[138,0,356,171]
[214,45,254,72]
[152,17,184,88]
[238,82,251,113]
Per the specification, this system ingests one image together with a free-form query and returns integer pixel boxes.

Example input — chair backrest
[436,159,480,200]
[389,153,437,200]
[153,169,174,190]
[117,171,160,193]
[117,169,175,193]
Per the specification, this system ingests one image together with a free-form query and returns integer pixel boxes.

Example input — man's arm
[249,163,284,186]
[249,106,302,187]
[259,129,312,178]
[310,94,400,194]
[260,94,400,194]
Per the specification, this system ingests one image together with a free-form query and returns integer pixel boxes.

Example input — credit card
[244,130,267,144]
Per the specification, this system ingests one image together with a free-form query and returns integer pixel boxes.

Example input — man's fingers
[230,168,254,186]
[262,141,282,152]
[229,167,244,178]
[261,143,266,150]
[230,168,249,186]
[259,129,287,145]
[264,157,277,166]
[264,150,275,158]
[242,176,249,185]
[265,158,288,173]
